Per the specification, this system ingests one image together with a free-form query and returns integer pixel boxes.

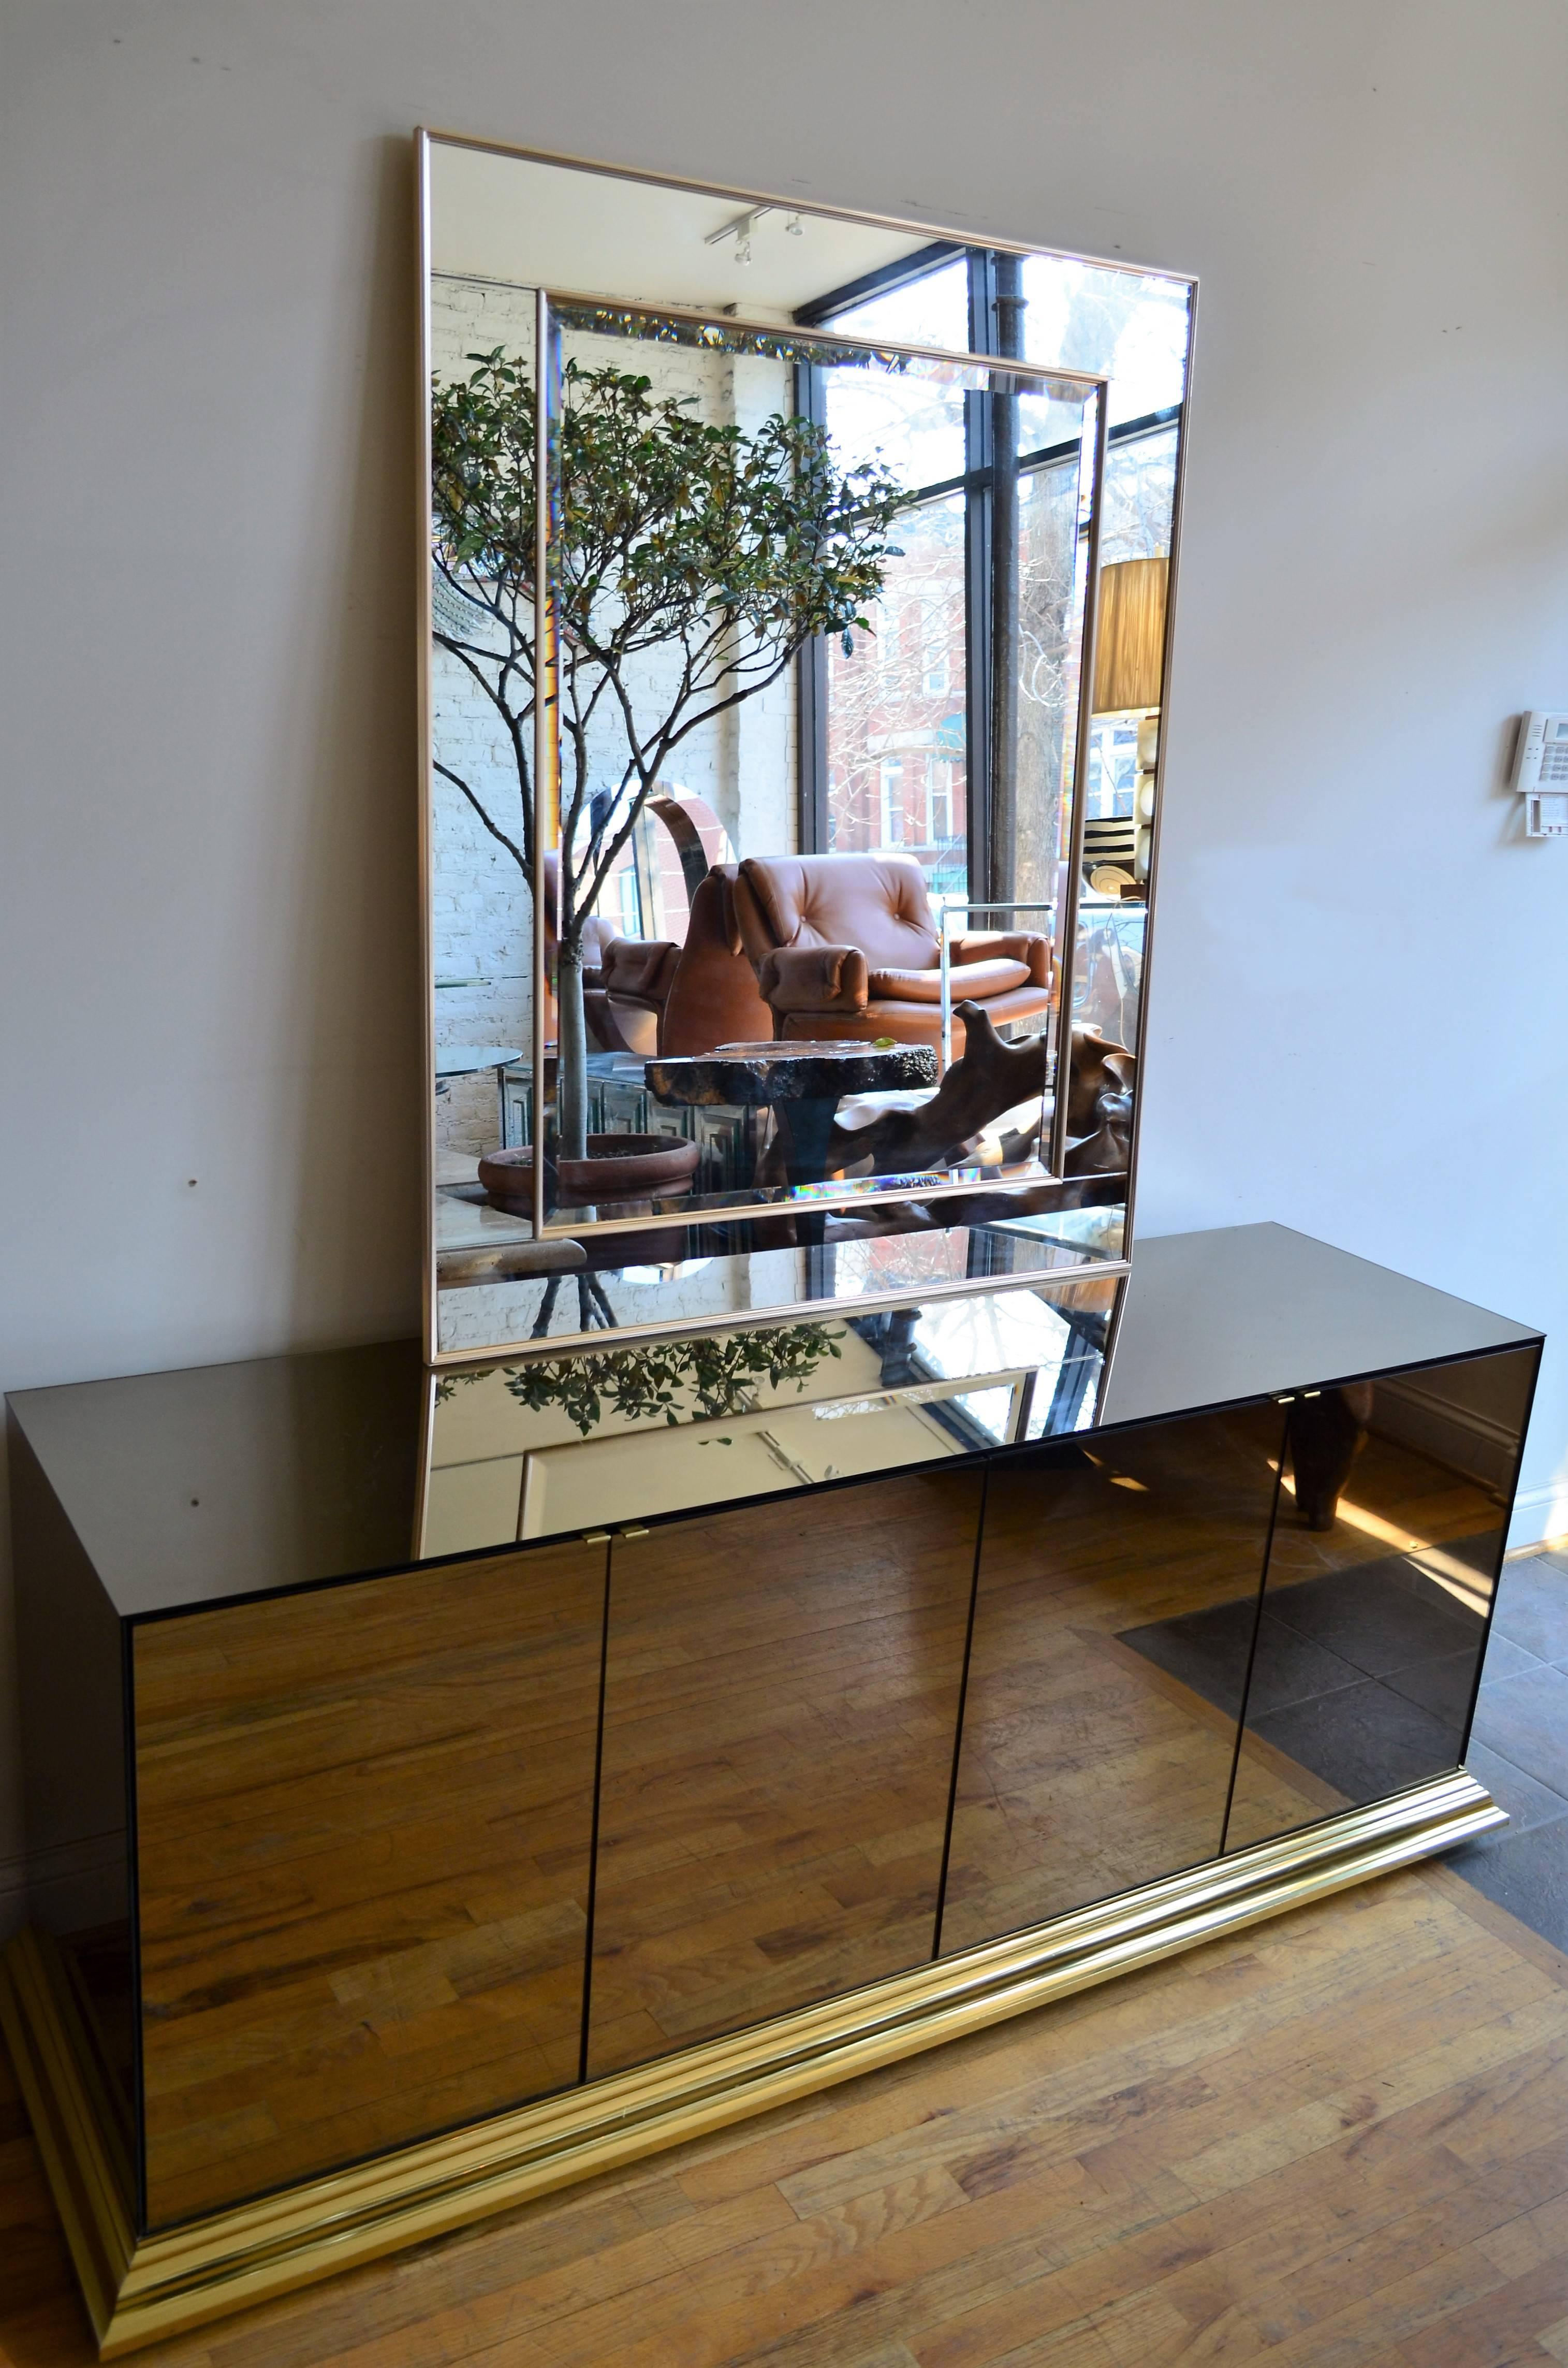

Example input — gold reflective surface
[122,1340,1540,2228]
[5,1226,1541,2347]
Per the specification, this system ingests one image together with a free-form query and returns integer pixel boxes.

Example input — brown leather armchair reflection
[730,853,1053,1053]
[596,865,773,1057]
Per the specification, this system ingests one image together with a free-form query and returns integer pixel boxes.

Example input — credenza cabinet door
[941,1405,1287,1953]
[585,1469,984,2079]
[132,1537,608,2228]
[1225,1346,1536,1853]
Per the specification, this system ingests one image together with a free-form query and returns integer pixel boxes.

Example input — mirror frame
[417,129,1197,1365]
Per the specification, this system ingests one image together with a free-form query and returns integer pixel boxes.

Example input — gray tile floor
[1445,1550,1568,1951]
[1119,1545,1568,1956]
[1121,1552,1489,1809]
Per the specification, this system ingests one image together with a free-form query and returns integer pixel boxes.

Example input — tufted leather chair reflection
[730,853,1053,1054]
[652,866,773,1055]
[592,865,773,1058]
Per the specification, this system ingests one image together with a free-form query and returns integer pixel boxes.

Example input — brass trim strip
[0,1930,134,2347]
[4,1770,1501,2356]
[415,127,441,1365]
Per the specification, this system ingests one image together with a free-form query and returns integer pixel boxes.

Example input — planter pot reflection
[478,1137,702,1259]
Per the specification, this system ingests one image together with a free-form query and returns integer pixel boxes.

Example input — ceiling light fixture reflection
[707,204,766,262]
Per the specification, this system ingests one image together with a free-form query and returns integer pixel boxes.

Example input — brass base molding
[1,1771,1503,2358]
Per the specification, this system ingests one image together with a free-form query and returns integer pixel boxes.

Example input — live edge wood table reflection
[0,1224,1542,2356]
[644,1038,939,1187]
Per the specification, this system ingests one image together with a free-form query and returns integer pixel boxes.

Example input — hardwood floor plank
[775,1889,1497,2218]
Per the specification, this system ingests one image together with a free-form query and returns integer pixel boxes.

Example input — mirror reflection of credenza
[1,1224,1538,2355]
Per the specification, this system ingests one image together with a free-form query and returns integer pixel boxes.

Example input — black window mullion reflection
[964,249,999,905]
[795,355,830,853]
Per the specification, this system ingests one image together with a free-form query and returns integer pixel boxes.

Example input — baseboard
[1374,1376,1518,1499]
[1506,1482,1568,1555]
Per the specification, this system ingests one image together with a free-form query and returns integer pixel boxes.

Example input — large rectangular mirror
[420,136,1193,1360]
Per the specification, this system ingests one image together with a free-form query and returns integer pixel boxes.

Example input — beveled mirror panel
[421,135,1194,1359]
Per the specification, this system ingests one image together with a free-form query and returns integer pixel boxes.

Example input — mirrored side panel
[9,1417,136,2179]
[423,137,1193,1359]
[585,1470,983,2078]
[941,1403,1285,1953]
[133,1540,607,2227]
[1224,1346,1537,1853]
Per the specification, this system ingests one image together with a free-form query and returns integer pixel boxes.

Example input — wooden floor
[7,1863,1568,2365]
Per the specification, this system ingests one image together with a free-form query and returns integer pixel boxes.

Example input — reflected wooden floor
[944,1413,1514,1951]
[588,1471,984,2077]
[120,1413,1513,2229]
[133,1540,607,2226]
[943,1407,1289,1951]
[7,1866,1568,2365]
[1229,1417,1512,1854]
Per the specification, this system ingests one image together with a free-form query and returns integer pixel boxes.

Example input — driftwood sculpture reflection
[826,1003,1136,1179]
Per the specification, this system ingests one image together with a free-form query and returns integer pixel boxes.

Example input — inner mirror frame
[418,131,1196,1364]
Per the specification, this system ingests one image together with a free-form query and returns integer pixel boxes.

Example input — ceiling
[428,141,954,327]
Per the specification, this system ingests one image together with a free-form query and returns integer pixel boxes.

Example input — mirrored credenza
[1,1223,1540,2354]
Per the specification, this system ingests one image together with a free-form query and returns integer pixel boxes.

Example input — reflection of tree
[436,1320,846,1436]
[1099,428,1178,565]
[430,348,904,1157]
[1015,460,1082,908]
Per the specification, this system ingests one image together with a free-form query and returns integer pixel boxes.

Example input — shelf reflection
[434,1209,1123,1356]
[422,1269,1122,1557]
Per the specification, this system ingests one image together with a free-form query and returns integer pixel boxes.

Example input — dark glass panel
[586,1469,983,2076]
[1224,1346,1536,1853]
[1101,1228,1538,1432]
[941,1403,1285,1952]
[6,1228,1540,1623]
[133,1537,607,2227]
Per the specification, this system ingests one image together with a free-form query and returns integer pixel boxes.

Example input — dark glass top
[7,1224,1539,1620]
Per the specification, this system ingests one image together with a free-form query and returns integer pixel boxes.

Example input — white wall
[5,0,1567,1913]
